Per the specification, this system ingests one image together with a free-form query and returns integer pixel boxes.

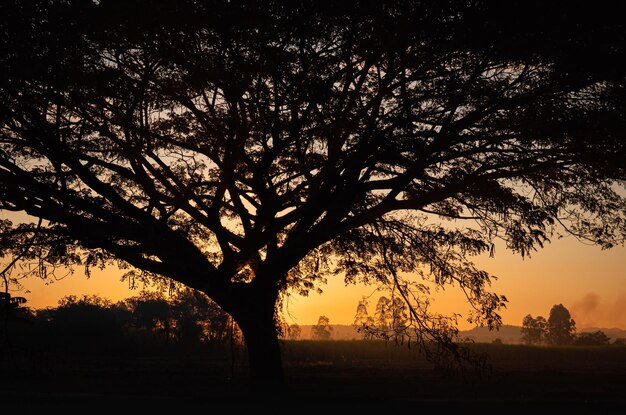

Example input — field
[2,339,626,411]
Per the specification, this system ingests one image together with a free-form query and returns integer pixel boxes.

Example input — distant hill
[459,324,522,344]
[288,324,626,344]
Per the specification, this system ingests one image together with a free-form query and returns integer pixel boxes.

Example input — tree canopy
[520,314,547,346]
[1,0,625,387]
[546,304,577,345]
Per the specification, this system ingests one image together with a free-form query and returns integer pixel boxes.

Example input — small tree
[287,324,301,341]
[546,304,577,345]
[311,316,333,340]
[391,297,409,344]
[375,297,393,334]
[520,314,547,345]
[353,298,376,340]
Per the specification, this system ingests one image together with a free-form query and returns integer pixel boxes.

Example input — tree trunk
[229,289,284,395]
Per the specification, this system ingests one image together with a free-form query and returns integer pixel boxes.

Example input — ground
[1,341,625,411]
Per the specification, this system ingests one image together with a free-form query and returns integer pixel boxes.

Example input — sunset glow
[16,235,626,331]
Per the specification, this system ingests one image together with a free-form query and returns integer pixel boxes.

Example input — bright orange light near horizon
[14,234,626,332]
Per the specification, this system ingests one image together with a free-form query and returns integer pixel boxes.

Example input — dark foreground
[1,341,625,412]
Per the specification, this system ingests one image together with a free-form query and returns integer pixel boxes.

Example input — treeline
[521,304,618,346]
[1,289,240,357]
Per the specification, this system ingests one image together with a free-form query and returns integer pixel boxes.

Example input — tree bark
[228,287,284,396]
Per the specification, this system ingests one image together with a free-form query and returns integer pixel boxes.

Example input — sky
[11,231,626,331]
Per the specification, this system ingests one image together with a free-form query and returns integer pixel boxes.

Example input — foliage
[520,314,547,345]
[546,304,577,346]
[353,297,376,340]
[574,330,611,346]
[122,291,174,339]
[0,291,29,357]
[286,324,301,341]
[520,305,580,346]
[311,316,333,340]
[120,289,235,343]
[0,292,27,321]
[37,289,237,349]
[47,294,122,344]
[355,295,412,344]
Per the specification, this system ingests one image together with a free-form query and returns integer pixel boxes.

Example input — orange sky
[12,234,626,331]
[281,236,626,330]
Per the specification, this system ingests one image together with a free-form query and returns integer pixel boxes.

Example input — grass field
[2,340,625,411]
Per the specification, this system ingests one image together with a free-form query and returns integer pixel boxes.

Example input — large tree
[1,0,626,391]
[546,304,577,346]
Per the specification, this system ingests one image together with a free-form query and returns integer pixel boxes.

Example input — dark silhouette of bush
[47,295,124,350]
[575,331,611,346]
[2,289,236,359]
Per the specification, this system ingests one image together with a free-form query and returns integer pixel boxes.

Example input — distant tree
[391,297,409,344]
[375,297,393,334]
[520,314,547,345]
[123,292,174,340]
[575,330,611,346]
[353,298,376,340]
[311,316,333,341]
[173,296,206,345]
[373,295,409,343]
[287,324,301,341]
[171,288,231,344]
[2,1,626,389]
[546,304,577,345]
[50,295,122,345]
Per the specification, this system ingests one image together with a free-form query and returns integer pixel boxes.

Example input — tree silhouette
[375,297,393,334]
[286,324,301,341]
[357,295,410,343]
[171,287,232,344]
[1,1,626,389]
[50,295,123,346]
[520,314,547,345]
[171,288,209,344]
[123,292,174,340]
[546,304,577,346]
[353,297,375,340]
[575,330,611,346]
[311,316,333,340]
[0,292,27,321]
[390,297,409,344]
[0,292,29,356]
